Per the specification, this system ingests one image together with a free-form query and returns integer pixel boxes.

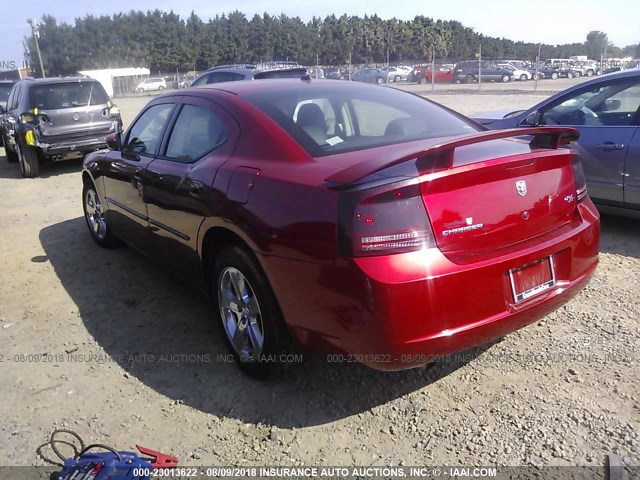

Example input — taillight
[572,154,587,202]
[339,182,435,257]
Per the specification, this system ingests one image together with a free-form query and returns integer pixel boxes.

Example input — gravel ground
[0,83,638,473]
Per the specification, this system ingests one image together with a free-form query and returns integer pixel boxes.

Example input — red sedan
[82,79,600,377]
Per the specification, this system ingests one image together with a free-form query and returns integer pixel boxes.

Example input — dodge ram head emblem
[515,180,527,197]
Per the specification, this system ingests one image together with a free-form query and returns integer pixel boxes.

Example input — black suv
[453,60,514,83]
[192,64,307,86]
[0,77,122,177]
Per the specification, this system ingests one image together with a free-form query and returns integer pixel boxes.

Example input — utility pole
[431,45,435,91]
[534,43,541,92]
[27,18,45,78]
[478,43,482,91]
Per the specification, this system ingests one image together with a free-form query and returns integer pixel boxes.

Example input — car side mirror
[522,111,542,126]
[106,132,122,151]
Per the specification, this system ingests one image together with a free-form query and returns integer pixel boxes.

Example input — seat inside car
[296,103,328,144]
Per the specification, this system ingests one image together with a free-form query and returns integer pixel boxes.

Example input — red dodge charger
[82,79,600,377]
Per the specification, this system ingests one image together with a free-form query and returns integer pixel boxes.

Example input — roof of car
[164,78,376,98]
[17,76,102,86]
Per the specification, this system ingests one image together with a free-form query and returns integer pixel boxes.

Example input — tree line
[26,10,640,76]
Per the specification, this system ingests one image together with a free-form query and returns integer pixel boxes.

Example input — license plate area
[509,256,556,303]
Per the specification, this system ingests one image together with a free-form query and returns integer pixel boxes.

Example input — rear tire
[16,141,39,178]
[567,72,574,79]
[501,74,510,83]
[376,77,384,85]
[464,74,475,83]
[519,74,528,81]
[419,76,428,85]
[586,69,594,77]
[212,246,292,379]
[551,72,559,80]
[158,86,165,91]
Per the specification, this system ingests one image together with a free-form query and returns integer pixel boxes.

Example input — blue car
[472,69,640,218]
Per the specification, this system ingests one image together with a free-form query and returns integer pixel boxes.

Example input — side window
[165,104,228,162]
[124,104,174,155]
[542,81,640,127]
[10,85,21,110]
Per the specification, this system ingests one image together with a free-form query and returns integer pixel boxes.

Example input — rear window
[29,81,110,110]
[253,69,307,80]
[243,84,478,156]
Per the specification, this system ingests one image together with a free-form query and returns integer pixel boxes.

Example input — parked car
[0,77,122,177]
[453,60,513,83]
[572,61,600,77]
[0,80,17,146]
[308,68,325,79]
[498,64,532,81]
[178,75,196,89]
[81,79,599,377]
[539,61,580,79]
[351,68,388,84]
[412,64,454,84]
[324,67,346,80]
[135,77,167,93]
[192,65,307,85]
[472,69,640,218]
[384,67,410,82]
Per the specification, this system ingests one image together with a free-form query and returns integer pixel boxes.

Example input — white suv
[135,78,167,93]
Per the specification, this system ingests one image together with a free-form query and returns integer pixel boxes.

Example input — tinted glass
[542,79,640,127]
[253,69,307,79]
[125,103,174,155]
[29,81,110,109]
[165,104,227,162]
[244,84,478,156]
[0,84,13,104]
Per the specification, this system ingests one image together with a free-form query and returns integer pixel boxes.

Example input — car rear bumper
[269,199,600,371]
[37,135,110,160]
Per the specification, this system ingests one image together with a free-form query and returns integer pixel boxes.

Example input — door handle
[595,142,625,151]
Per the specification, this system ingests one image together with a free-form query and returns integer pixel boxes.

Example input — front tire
[551,72,559,80]
[464,74,475,84]
[212,246,291,379]
[519,74,528,81]
[376,77,384,85]
[501,74,510,83]
[16,141,39,178]
[567,72,574,79]
[83,183,120,247]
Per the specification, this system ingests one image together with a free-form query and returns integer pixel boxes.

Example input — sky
[2,0,638,66]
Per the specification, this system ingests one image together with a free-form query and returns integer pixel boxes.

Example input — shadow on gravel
[599,213,640,259]
[0,150,83,179]
[40,217,490,428]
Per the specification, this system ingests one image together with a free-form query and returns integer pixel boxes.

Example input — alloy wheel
[218,267,264,360]
[85,188,107,240]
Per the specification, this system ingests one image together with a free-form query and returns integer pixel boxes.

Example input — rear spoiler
[325,127,579,186]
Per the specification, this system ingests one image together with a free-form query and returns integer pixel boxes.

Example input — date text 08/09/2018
[135,466,498,478]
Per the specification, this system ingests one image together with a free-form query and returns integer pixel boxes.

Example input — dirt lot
[0,83,638,472]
